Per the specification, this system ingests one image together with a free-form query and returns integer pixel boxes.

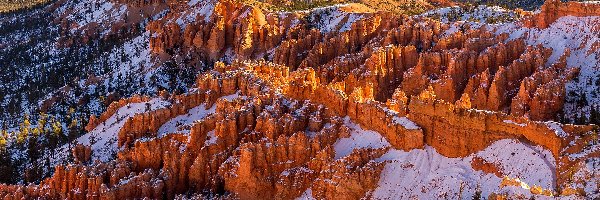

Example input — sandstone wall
[523,0,600,29]
[149,0,295,62]
[408,87,563,159]
[3,0,600,198]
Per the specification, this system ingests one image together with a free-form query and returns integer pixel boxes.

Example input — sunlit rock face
[0,0,599,199]
[523,0,600,29]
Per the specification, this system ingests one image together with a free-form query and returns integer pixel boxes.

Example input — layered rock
[310,148,388,200]
[72,144,92,163]
[2,0,600,199]
[408,87,564,159]
[510,50,579,121]
[85,95,151,132]
[117,92,206,147]
[149,0,295,62]
[2,57,596,199]
[523,0,600,29]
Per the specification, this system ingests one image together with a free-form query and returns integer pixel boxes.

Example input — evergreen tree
[590,106,600,125]
[0,148,17,183]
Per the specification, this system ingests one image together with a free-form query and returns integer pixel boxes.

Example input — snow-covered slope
[0,0,598,196]
[495,16,600,124]
[300,126,558,199]
[304,4,370,33]
[49,98,170,165]
[0,0,207,183]
[78,99,170,161]
[157,103,216,137]
[424,5,522,24]
[333,117,391,159]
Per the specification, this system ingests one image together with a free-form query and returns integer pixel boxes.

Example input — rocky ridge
[0,0,599,199]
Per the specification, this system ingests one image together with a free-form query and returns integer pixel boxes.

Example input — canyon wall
[523,0,600,29]
[1,0,599,199]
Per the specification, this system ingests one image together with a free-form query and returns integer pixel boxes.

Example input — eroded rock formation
[523,0,600,29]
[1,0,599,199]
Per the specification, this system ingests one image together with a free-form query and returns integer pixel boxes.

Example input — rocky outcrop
[2,57,596,200]
[510,50,579,121]
[523,0,600,29]
[3,0,600,199]
[85,95,151,132]
[0,161,140,199]
[148,22,182,54]
[471,157,504,178]
[72,144,92,163]
[310,148,388,200]
[117,92,206,147]
[408,87,563,159]
[347,86,424,151]
[220,125,340,199]
[149,0,297,62]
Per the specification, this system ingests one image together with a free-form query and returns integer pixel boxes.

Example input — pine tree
[0,147,17,183]
[576,114,588,125]
[590,106,600,125]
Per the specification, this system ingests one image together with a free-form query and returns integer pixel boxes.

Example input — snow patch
[204,130,218,146]
[296,188,316,200]
[307,5,366,33]
[392,116,420,130]
[157,103,216,137]
[372,139,556,199]
[503,120,527,127]
[78,99,170,162]
[475,139,556,189]
[546,121,568,138]
[333,117,391,159]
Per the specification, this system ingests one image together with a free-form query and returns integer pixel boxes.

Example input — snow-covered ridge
[303,4,372,33]
[423,5,521,24]
[392,116,420,130]
[172,0,216,28]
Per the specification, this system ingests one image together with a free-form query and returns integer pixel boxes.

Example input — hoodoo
[0,0,599,199]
